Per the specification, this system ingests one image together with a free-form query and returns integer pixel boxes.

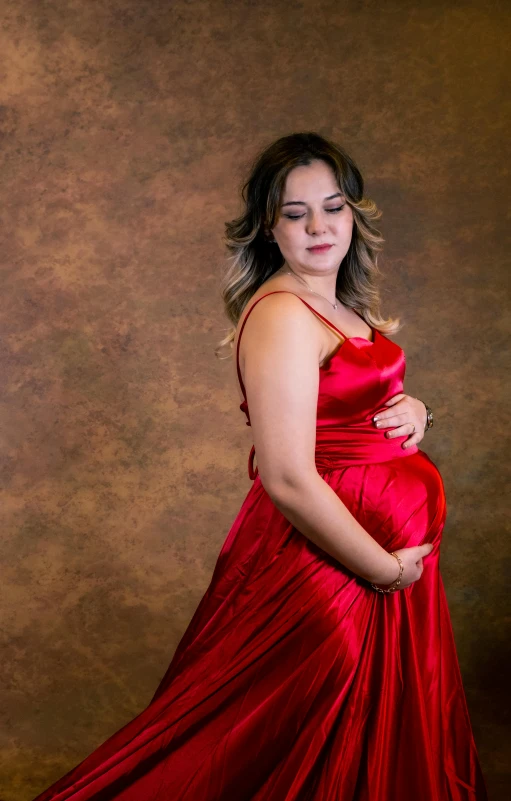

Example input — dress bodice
[236,291,418,479]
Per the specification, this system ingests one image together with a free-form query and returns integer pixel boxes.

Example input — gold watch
[423,403,434,431]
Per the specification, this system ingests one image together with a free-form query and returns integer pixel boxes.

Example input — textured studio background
[0,1,509,798]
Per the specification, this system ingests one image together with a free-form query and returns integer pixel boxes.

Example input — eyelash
[284,205,346,220]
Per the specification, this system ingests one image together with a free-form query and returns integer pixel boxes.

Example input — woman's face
[270,159,354,275]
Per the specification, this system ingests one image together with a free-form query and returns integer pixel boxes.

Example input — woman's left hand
[372,394,427,449]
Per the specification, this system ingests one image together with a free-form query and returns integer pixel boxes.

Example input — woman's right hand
[372,543,434,591]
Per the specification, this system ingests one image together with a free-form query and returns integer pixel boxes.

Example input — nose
[306,210,327,237]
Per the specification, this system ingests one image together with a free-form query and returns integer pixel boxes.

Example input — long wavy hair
[215,132,401,359]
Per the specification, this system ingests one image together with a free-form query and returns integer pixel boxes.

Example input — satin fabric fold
[32,291,488,800]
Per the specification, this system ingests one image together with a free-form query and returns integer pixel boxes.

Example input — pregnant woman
[33,132,488,799]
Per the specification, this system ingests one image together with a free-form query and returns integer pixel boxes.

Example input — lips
[308,244,333,253]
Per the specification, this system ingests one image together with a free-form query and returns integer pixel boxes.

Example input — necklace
[281,269,339,310]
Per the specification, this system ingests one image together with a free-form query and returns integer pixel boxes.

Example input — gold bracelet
[371,552,404,593]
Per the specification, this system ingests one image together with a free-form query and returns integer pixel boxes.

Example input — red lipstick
[308,244,333,253]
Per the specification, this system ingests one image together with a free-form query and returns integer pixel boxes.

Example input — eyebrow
[281,192,344,208]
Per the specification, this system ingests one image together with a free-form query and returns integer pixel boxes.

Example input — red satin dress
[33,291,488,800]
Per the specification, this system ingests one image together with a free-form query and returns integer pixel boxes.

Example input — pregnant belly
[326,449,447,552]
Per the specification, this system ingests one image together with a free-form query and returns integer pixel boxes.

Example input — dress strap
[235,290,349,400]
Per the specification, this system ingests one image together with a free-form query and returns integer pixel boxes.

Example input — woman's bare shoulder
[236,280,316,341]
[236,292,322,367]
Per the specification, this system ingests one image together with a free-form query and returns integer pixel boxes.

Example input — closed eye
[284,205,345,220]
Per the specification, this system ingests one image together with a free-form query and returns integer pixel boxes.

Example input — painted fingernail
[373,416,379,421]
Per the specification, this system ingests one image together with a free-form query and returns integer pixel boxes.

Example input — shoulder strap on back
[235,290,348,399]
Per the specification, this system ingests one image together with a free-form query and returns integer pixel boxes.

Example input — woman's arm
[266,471,399,585]
[238,293,399,586]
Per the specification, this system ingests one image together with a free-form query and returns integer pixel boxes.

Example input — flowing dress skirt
[32,449,488,800]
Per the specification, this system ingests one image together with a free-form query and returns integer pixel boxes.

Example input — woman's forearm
[267,471,399,586]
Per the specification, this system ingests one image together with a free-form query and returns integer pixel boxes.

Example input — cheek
[339,215,354,235]
[280,227,302,247]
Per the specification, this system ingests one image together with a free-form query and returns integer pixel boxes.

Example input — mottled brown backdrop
[0,0,509,799]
